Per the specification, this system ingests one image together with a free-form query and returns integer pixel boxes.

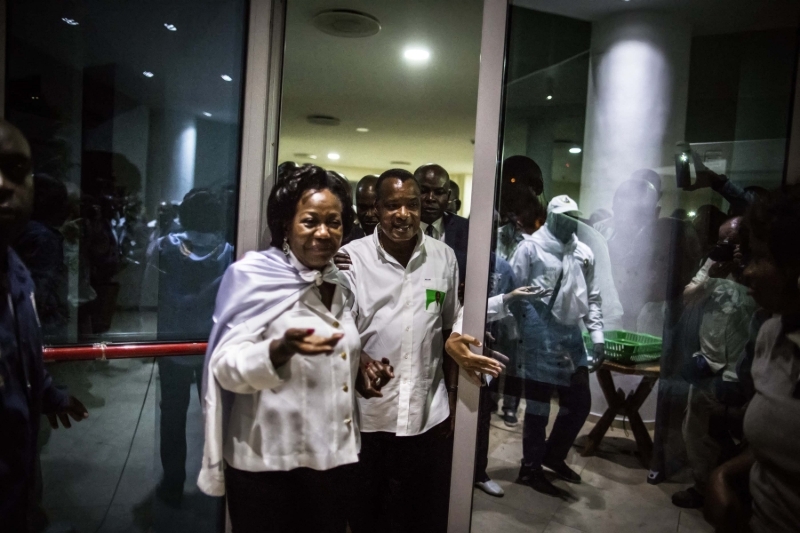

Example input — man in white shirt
[510,195,604,496]
[339,168,497,533]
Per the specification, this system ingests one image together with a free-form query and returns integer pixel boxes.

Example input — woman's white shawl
[197,247,342,496]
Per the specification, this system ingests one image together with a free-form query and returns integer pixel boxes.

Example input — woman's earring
[282,237,290,256]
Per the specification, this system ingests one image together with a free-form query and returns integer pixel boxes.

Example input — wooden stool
[581,360,661,467]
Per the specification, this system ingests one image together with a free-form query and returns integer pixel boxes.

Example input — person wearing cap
[509,194,605,496]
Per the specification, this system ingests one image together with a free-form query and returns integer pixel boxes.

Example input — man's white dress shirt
[211,259,361,473]
[341,230,459,436]
[420,217,445,242]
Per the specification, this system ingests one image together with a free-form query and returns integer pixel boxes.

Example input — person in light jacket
[198,165,393,533]
[510,195,605,496]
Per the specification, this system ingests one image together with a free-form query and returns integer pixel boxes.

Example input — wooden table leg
[623,376,658,467]
[582,368,623,457]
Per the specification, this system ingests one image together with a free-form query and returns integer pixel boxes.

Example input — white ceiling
[276,0,484,176]
[514,0,800,35]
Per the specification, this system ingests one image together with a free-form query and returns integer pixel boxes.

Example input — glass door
[461,1,800,531]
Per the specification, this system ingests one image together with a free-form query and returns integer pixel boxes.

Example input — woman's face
[287,189,344,270]
[743,234,800,314]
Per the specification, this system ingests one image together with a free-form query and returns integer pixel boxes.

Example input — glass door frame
[447,1,800,531]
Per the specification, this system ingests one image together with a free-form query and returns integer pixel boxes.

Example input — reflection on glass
[473,2,799,532]
[5,0,246,531]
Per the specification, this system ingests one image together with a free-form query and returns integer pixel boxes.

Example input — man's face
[418,171,450,224]
[356,183,379,235]
[0,122,33,240]
[377,178,421,243]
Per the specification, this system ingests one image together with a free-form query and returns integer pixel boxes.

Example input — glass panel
[4,1,247,531]
[473,1,799,531]
[6,0,245,345]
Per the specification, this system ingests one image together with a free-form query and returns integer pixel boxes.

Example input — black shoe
[501,409,518,427]
[517,464,561,496]
[156,482,184,508]
[672,487,704,509]
[542,458,582,484]
[647,470,665,485]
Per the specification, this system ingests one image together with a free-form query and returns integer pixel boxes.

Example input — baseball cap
[547,195,583,217]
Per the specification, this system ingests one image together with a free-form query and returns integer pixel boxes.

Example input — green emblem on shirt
[425,289,446,310]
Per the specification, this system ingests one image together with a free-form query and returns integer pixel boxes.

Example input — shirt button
[340,352,347,360]
[405,327,410,332]
[343,384,349,392]
[404,354,409,359]
[332,321,340,328]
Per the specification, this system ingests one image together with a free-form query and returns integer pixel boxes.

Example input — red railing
[43,342,208,362]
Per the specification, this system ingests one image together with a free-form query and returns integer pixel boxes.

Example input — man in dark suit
[414,164,469,288]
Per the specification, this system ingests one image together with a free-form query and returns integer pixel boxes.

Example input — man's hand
[588,343,605,372]
[503,286,552,303]
[47,396,88,429]
[445,332,507,386]
[334,251,352,271]
[684,152,727,191]
[357,354,394,399]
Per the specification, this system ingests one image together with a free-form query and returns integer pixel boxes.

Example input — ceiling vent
[390,160,411,166]
[307,115,341,126]
[312,10,381,38]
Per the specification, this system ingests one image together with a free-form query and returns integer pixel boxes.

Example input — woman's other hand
[270,328,344,368]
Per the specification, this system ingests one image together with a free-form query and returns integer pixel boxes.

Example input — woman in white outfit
[198,165,393,533]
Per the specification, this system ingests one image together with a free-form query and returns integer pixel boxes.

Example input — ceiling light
[62,17,79,26]
[688,210,697,218]
[164,23,177,31]
[569,147,582,154]
[327,153,340,161]
[356,127,369,133]
[309,155,318,160]
[546,95,553,100]
[143,71,154,78]
[221,74,233,82]
[203,112,212,117]
[403,47,430,64]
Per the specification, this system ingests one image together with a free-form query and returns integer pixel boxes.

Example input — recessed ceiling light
[203,112,212,117]
[688,210,697,218]
[356,127,369,133]
[309,155,318,160]
[403,47,430,64]
[143,71,154,78]
[221,74,233,82]
[327,153,340,161]
[164,23,177,31]
[546,95,553,100]
[569,147,582,154]
[62,17,79,26]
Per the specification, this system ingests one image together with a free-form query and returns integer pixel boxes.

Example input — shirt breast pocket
[422,278,448,315]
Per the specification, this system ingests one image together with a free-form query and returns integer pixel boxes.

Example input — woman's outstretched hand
[270,328,344,368]
[357,353,394,398]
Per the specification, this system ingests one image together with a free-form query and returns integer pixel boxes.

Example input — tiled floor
[472,410,713,533]
[38,361,712,532]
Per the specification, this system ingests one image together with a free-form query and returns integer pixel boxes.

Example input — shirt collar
[287,249,339,286]
[420,216,444,238]
[372,226,426,267]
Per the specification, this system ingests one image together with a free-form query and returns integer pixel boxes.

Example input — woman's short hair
[745,184,800,270]
[267,164,354,248]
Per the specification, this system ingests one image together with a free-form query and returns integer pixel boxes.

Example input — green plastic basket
[583,330,662,365]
